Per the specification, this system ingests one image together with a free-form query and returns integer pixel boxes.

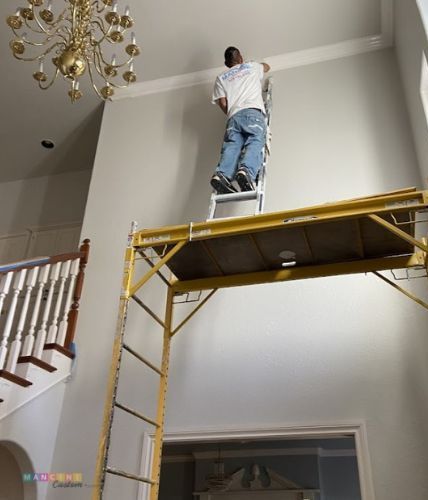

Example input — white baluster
[56,258,80,346]
[0,269,27,370]
[5,267,39,373]
[33,263,61,359]
[0,272,13,316]
[21,264,50,357]
[46,260,71,344]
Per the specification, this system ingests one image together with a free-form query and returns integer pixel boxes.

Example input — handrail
[0,251,86,275]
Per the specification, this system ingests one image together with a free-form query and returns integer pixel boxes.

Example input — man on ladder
[210,46,271,194]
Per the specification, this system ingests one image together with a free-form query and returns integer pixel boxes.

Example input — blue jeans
[215,108,266,181]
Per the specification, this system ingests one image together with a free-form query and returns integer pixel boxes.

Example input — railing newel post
[64,239,90,350]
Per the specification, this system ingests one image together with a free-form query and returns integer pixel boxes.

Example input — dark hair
[224,46,240,68]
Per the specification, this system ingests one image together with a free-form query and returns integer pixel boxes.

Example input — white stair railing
[0,270,27,369]
[33,262,61,360]
[56,259,80,346]
[46,260,71,345]
[0,273,13,317]
[21,264,51,358]
[6,268,39,373]
[0,240,90,378]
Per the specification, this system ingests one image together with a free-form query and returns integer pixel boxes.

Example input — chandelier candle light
[6,0,141,102]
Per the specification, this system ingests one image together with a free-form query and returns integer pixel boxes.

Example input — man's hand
[216,97,228,115]
[262,62,271,73]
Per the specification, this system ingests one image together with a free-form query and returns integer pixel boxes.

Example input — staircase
[0,240,89,419]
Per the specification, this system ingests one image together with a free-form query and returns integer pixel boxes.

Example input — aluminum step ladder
[207,77,273,220]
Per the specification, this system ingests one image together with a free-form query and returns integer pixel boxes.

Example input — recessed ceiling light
[41,140,55,149]
[279,250,296,260]
[279,250,297,268]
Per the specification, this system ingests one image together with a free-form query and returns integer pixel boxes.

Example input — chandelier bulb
[47,0,52,11]
[129,61,134,72]
[124,5,130,16]
[112,1,118,12]
[111,53,116,66]
[38,57,44,72]
[131,32,136,45]
[15,8,21,16]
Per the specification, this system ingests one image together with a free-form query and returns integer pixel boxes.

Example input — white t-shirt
[212,62,265,119]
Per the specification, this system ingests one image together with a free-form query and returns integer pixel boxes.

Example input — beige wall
[0,170,92,235]
[395,0,428,185]
[48,48,427,500]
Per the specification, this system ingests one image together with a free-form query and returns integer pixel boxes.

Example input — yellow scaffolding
[93,187,428,499]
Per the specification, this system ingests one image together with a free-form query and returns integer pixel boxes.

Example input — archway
[0,441,37,500]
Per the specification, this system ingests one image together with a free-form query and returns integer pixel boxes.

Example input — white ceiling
[0,0,383,183]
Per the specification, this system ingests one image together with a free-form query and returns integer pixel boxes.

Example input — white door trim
[138,422,375,500]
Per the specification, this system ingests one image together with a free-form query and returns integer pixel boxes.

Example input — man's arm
[262,62,271,73]
[216,97,228,115]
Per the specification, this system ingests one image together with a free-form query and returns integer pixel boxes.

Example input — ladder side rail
[256,77,273,215]
[207,191,218,220]
[92,226,137,500]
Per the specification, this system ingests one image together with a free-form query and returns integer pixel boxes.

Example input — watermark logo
[23,472,83,488]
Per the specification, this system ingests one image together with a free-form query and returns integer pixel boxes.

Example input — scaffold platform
[93,187,428,500]
[132,187,428,293]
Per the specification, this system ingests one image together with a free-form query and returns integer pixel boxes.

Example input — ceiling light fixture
[279,250,297,268]
[41,139,55,148]
[205,447,232,491]
[6,0,140,102]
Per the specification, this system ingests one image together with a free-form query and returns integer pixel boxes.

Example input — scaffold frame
[93,187,428,500]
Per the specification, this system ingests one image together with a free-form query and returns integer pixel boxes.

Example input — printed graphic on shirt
[221,63,252,83]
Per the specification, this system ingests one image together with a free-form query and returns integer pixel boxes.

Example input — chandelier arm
[12,41,64,62]
[92,0,107,14]
[71,1,77,34]
[16,23,68,46]
[22,17,51,35]
[15,28,57,47]
[93,42,133,76]
[32,8,65,37]
[90,16,115,44]
[87,59,104,99]
[91,40,131,68]
[90,18,110,37]
[38,67,60,90]
[51,31,69,45]
[92,48,108,79]
[106,81,130,89]
[111,55,134,69]
[48,9,69,29]
[60,24,72,37]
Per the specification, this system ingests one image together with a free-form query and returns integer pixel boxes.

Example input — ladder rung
[123,343,164,376]
[105,466,155,485]
[115,401,160,427]
[214,190,259,203]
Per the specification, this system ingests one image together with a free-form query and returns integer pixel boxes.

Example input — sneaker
[236,168,255,191]
[210,173,238,194]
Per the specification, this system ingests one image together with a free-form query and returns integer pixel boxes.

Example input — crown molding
[113,0,394,102]
[112,34,389,102]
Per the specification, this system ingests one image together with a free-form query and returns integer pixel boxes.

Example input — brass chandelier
[6,0,141,102]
